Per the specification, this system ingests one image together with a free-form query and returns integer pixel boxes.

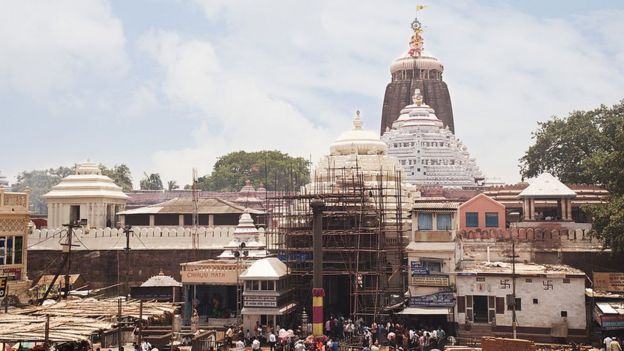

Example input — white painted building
[455,261,586,342]
[381,89,483,187]
[44,162,128,228]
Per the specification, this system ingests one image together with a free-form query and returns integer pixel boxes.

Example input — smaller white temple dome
[330,111,388,156]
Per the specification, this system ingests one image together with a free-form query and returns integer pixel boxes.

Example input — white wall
[455,274,586,330]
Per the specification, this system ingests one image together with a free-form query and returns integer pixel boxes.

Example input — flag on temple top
[416,5,427,11]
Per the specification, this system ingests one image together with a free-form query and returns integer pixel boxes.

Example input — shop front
[180,260,251,327]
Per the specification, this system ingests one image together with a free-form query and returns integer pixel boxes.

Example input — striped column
[312,288,325,337]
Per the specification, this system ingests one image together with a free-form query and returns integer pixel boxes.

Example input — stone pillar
[149,215,155,227]
[179,214,185,226]
[567,199,573,221]
[522,199,529,221]
[209,214,214,227]
[559,198,566,221]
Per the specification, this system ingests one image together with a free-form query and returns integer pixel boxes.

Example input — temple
[382,89,483,187]
[380,15,454,134]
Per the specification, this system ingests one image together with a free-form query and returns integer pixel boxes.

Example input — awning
[241,303,297,316]
[398,307,450,315]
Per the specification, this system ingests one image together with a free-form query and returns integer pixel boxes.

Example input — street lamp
[234,242,249,322]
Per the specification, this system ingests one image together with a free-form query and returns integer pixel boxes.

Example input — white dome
[141,271,182,287]
[44,161,128,200]
[393,90,444,129]
[330,111,388,156]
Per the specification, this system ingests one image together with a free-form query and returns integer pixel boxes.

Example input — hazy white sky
[1,0,623,187]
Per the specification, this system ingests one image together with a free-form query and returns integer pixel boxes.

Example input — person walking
[268,331,277,351]
[252,338,261,351]
[610,337,623,351]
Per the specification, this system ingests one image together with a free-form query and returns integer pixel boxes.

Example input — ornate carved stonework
[0,217,28,233]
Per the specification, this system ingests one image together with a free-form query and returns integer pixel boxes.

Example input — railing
[458,227,595,242]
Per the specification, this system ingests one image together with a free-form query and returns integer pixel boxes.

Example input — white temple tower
[382,89,484,188]
[44,161,128,228]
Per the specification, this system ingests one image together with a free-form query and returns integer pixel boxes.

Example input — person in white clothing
[252,338,261,351]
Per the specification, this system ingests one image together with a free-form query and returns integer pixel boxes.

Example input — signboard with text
[411,275,449,287]
[594,272,624,292]
[409,291,455,307]
[244,295,278,308]
[181,269,238,285]
[411,261,429,276]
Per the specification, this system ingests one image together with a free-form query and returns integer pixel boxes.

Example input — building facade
[458,194,506,232]
[0,188,31,303]
[44,161,128,228]
[455,261,586,342]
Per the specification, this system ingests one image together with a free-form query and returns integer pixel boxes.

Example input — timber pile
[17,297,177,320]
[0,315,111,342]
[0,298,177,342]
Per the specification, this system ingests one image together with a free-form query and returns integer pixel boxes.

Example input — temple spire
[409,6,427,57]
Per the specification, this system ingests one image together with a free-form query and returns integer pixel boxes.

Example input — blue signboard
[409,291,455,307]
[411,261,429,276]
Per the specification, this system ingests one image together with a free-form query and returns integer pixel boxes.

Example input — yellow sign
[594,272,624,292]
[411,275,449,287]
[0,277,7,297]
[181,269,238,285]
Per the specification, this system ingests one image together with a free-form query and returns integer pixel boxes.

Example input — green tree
[140,173,163,190]
[167,180,179,191]
[12,166,74,214]
[519,100,624,252]
[198,150,310,192]
[100,164,133,192]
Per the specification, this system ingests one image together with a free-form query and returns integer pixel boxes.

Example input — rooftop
[518,173,576,198]
[118,197,264,215]
[240,257,287,280]
[457,261,585,277]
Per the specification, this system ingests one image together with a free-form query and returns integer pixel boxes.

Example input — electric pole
[123,225,133,299]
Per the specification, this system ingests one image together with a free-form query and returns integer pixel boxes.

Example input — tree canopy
[100,164,133,192]
[198,150,310,192]
[140,173,163,190]
[12,167,74,214]
[519,100,624,252]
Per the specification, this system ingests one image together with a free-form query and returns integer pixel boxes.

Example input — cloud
[151,1,622,185]
[139,30,335,184]
[0,0,127,98]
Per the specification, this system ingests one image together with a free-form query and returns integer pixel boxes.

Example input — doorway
[473,295,489,323]
[70,205,80,224]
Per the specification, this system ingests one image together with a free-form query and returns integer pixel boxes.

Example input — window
[495,297,505,314]
[466,212,479,227]
[485,213,499,227]
[561,311,567,317]
[418,213,433,230]
[457,296,465,313]
[533,298,539,304]
[563,278,570,284]
[476,277,485,282]
[507,298,522,311]
[421,260,441,273]
[436,214,452,230]
[525,278,532,283]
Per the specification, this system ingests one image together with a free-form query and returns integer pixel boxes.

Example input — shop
[240,258,297,333]
[180,260,250,326]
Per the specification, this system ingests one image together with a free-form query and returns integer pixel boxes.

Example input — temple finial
[353,110,363,130]
[408,6,427,57]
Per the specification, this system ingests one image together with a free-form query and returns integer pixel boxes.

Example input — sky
[1,0,623,187]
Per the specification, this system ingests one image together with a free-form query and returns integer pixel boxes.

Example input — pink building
[458,193,506,231]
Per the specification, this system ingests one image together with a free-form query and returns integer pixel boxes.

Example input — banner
[594,272,624,292]
[409,291,455,307]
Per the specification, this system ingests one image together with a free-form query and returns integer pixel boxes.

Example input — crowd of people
[225,317,451,351]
